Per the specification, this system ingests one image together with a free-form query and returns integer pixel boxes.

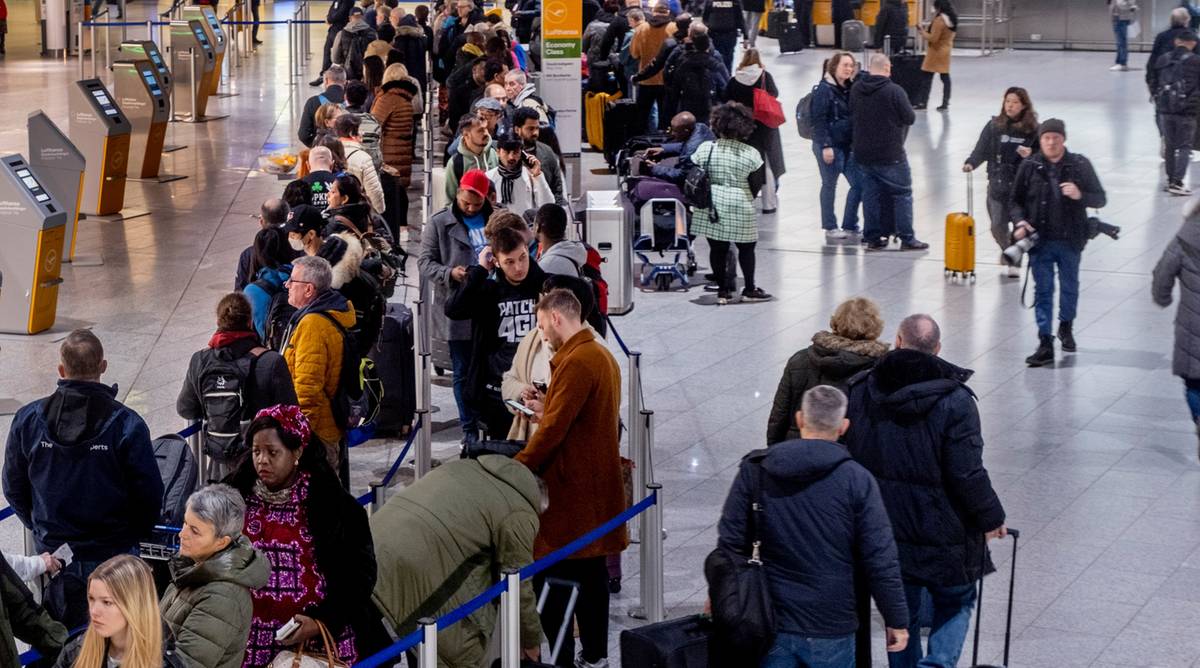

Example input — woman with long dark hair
[962,87,1038,276]
[226,406,376,668]
[918,0,957,111]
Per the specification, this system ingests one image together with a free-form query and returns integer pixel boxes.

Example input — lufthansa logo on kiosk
[44,250,58,273]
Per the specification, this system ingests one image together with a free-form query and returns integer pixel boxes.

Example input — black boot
[1026,335,1055,367]
[1058,321,1076,352]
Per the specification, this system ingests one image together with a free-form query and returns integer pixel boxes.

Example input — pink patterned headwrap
[255,405,313,444]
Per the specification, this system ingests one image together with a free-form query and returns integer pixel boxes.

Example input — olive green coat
[0,555,66,667]
[159,536,272,668]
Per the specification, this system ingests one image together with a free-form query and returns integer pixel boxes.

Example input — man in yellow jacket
[280,255,357,484]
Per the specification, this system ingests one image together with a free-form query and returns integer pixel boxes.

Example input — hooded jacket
[849,72,915,165]
[843,349,1006,587]
[536,239,589,277]
[716,441,909,637]
[0,556,66,668]
[1147,25,1200,94]
[160,536,272,668]
[341,138,387,214]
[392,17,429,87]
[630,16,674,85]
[281,289,357,445]
[3,380,163,560]
[419,200,496,342]
[244,265,292,341]
[318,232,385,357]
[811,73,854,151]
[724,66,787,178]
[331,20,378,76]
[652,122,715,183]
[1150,45,1200,115]
[1152,213,1200,379]
[666,44,730,124]
[1009,150,1106,251]
[766,332,888,445]
[371,456,542,666]
[445,262,548,406]
[299,85,345,148]
[445,139,500,202]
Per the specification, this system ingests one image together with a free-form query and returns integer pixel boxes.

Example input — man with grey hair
[1147,7,1200,98]
[371,456,546,666]
[715,385,909,665]
[280,256,357,485]
[300,64,347,146]
[3,329,163,628]
[843,315,1005,667]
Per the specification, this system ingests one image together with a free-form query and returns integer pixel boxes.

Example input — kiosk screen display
[143,70,162,96]
[149,51,165,68]
[14,168,49,202]
[91,90,120,117]
[205,15,222,38]
[193,26,210,46]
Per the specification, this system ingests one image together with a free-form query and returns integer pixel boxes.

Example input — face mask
[289,237,305,252]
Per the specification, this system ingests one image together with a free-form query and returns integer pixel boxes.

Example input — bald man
[643,111,716,184]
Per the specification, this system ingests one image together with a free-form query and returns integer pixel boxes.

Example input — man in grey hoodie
[534,204,588,277]
[331,7,378,79]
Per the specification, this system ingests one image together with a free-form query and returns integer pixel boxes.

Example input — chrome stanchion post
[369,481,387,514]
[78,22,86,78]
[120,0,127,39]
[90,23,97,78]
[415,408,432,479]
[641,483,665,623]
[103,17,111,77]
[635,409,652,505]
[418,618,438,668]
[189,47,198,121]
[499,569,521,668]
[626,351,643,526]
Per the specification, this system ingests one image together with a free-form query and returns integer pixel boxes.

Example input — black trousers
[921,71,952,106]
[709,240,756,292]
[534,557,611,666]
[251,0,261,41]
[795,0,813,47]
[379,170,410,241]
[635,84,665,135]
[1162,113,1197,184]
[320,24,342,74]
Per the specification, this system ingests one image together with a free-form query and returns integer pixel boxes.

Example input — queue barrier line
[354,491,659,668]
[354,414,422,506]
[222,19,324,24]
[606,315,631,358]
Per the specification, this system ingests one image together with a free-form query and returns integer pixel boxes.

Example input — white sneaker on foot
[1109,64,1128,71]
[825,229,847,242]
[1170,183,1193,196]
[1006,264,1021,278]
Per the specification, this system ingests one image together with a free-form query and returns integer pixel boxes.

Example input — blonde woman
[54,555,182,668]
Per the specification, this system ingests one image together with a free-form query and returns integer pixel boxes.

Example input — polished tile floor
[1,3,1199,664]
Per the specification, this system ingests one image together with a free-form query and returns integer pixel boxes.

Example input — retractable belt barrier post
[499,569,521,668]
[419,618,438,667]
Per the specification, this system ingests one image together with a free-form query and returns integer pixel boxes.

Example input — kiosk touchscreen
[169,20,215,120]
[69,79,130,216]
[181,6,226,96]
[0,155,67,335]
[27,111,85,263]
[118,41,172,115]
[113,59,169,179]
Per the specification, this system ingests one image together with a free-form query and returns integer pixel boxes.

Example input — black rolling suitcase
[890,53,928,107]
[778,23,806,53]
[619,615,711,668]
[841,19,867,50]
[603,98,640,168]
[970,529,1020,668]
[369,302,416,435]
[764,9,789,38]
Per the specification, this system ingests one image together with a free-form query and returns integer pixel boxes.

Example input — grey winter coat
[160,536,272,668]
[537,239,588,277]
[1153,217,1200,379]
[418,200,495,342]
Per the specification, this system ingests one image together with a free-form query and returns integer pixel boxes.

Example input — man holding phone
[1009,119,1107,367]
[487,133,556,216]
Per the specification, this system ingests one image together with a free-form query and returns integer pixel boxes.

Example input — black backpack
[253,278,297,351]
[345,30,374,81]
[192,347,265,461]
[1157,53,1196,115]
[316,311,383,429]
[152,434,199,525]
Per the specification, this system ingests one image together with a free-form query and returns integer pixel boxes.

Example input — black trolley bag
[603,98,641,168]
[970,528,1020,668]
[619,615,711,668]
[368,302,417,435]
[765,8,790,38]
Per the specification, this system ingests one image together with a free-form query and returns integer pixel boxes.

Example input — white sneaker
[1109,64,1128,71]
[1006,264,1021,278]
[825,229,847,242]
[575,658,609,668]
[1170,183,1193,196]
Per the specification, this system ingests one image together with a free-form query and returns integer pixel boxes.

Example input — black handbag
[704,451,774,664]
[461,439,526,459]
[683,144,715,212]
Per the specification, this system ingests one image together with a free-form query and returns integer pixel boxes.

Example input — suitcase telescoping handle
[966,170,974,219]
[970,528,1019,668]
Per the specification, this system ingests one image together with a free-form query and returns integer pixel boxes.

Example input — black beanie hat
[1038,118,1066,139]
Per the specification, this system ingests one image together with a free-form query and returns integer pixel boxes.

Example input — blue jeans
[1185,378,1200,421]
[813,145,861,232]
[859,161,915,242]
[448,339,478,438]
[888,583,977,668]
[1113,18,1130,65]
[1028,240,1081,337]
[761,632,856,668]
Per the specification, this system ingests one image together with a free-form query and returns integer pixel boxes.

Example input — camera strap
[1019,263,1035,310]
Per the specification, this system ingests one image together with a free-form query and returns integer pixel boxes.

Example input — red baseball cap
[459,168,490,198]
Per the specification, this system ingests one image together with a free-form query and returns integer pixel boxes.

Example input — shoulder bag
[270,620,348,668]
[752,77,787,129]
[682,144,716,216]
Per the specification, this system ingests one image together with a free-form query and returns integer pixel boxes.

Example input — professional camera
[1003,222,1039,265]
[1087,216,1121,241]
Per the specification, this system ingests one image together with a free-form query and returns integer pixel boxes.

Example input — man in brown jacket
[630,3,674,132]
[515,288,626,668]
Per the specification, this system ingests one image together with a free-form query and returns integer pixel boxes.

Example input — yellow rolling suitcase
[945,172,976,282]
[585,91,621,152]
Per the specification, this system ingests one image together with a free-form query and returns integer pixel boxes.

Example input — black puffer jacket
[766,332,888,445]
[843,349,1006,587]
[665,45,729,124]
[963,116,1038,199]
[871,0,908,50]
[1153,213,1200,380]
[1009,150,1106,251]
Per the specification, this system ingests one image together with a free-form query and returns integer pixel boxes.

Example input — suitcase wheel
[434,366,446,376]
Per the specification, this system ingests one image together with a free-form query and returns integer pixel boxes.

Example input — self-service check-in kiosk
[0,155,67,335]
[112,59,170,180]
[181,6,226,98]
[118,41,172,116]
[69,79,130,216]
[27,111,85,263]
[169,20,216,121]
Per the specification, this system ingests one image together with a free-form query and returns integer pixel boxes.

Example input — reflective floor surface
[1,7,1198,664]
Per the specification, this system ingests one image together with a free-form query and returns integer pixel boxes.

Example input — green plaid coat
[690,139,764,243]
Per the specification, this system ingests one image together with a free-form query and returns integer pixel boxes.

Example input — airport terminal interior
[2,0,1200,665]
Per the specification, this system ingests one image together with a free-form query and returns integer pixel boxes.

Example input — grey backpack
[153,434,199,526]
